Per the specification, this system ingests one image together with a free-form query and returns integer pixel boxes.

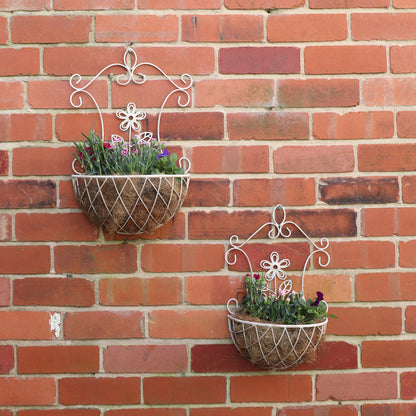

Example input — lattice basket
[73,173,189,235]
[228,313,327,370]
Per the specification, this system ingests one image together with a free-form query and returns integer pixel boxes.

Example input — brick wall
[1,0,416,415]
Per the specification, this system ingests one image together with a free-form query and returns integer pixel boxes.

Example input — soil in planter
[75,176,186,235]
[229,312,325,369]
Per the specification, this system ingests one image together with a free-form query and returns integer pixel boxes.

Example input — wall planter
[70,48,192,235]
[226,204,331,370]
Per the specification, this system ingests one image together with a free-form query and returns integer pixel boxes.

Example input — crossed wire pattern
[228,314,327,370]
[73,174,189,235]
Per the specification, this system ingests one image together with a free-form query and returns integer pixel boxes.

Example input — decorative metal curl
[225,204,330,302]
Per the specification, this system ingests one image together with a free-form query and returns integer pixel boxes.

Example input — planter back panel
[1,1,415,415]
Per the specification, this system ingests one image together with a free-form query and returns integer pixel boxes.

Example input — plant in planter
[226,204,332,370]
[70,48,192,235]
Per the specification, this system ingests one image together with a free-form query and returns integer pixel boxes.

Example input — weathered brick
[0,81,24,109]
[403,175,416,202]
[144,376,226,404]
[219,47,300,74]
[54,0,134,10]
[192,408,272,416]
[394,0,416,6]
[400,240,416,267]
[362,341,416,368]
[401,372,416,399]
[100,276,182,306]
[0,113,53,142]
[0,16,6,44]
[64,311,144,340]
[313,111,394,140]
[138,0,220,8]
[274,145,354,173]
[362,403,416,416]
[59,377,141,405]
[18,410,100,416]
[185,178,230,207]
[13,277,95,307]
[0,48,39,75]
[104,345,187,373]
[0,311,54,340]
[59,180,78,208]
[228,112,309,140]
[0,0,51,10]
[0,180,56,208]
[310,0,388,6]
[105,409,185,416]
[363,77,416,106]
[277,79,359,108]
[0,278,10,305]
[18,346,99,374]
[316,372,397,401]
[182,15,263,42]
[0,345,13,373]
[268,14,347,42]
[0,377,55,405]
[397,111,416,138]
[0,150,7,175]
[278,405,358,416]
[225,0,305,8]
[12,15,91,43]
[0,246,50,274]
[96,15,178,42]
[304,274,352,303]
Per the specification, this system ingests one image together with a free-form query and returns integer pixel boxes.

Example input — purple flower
[253,273,261,280]
[312,291,324,306]
[157,149,170,160]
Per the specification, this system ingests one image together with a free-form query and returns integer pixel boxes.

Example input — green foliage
[73,131,185,176]
[240,274,331,325]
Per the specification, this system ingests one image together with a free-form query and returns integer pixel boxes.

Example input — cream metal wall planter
[226,204,331,370]
[70,48,192,235]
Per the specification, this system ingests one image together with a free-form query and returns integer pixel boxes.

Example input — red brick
[149,310,228,339]
[16,213,99,241]
[274,145,354,173]
[0,411,12,416]
[328,307,401,336]
[55,244,137,274]
[12,15,90,43]
[362,340,416,368]
[189,145,269,173]
[96,15,178,42]
[191,344,259,373]
[0,180,56,208]
[105,410,186,416]
[405,306,416,332]
[356,272,416,301]
[0,48,39,75]
[313,111,394,140]
[391,45,416,73]
[279,406,358,416]
[394,0,416,6]
[225,0,305,8]
[13,277,95,307]
[0,113,53,142]
[104,345,187,373]
[363,78,416,106]
[0,16,7,44]
[189,210,270,240]
[0,377,55,405]
[352,13,416,40]
[397,111,416,138]
[401,372,416,399]
[142,244,224,273]
[185,179,230,207]
[192,409,271,416]
[403,175,416,202]
[100,276,182,306]
[18,410,100,416]
[268,14,347,42]
[310,0,388,6]
[182,14,263,42]
[29,79,107,109]
[0,278,10,305]
[306,45,386,74]
[231,375,312,402]
[316,372,397,401]
[0,0,51,9]
[399,240,416,267]
[234,178,315,207]
[186,275,243,305]
[359,144,416,172]
[144,376,226,404]
[319,177,399,205]
[228,242,309,273]
[362,403,416,416]
[0,246,50,274]
[0,311,54,340]
[220,47,299,74]
[54,0,134,9]
[228,112,309,140]
[0,345,13,373]
[325,241,395,269]
[138,0,220,8]
[0,81,24,109]
[59,180,78,208]
[304,274,352,303]
[0,151,7,175]
[196,79,274,107]
[59,377,141,405]
[277,79,359,108]
[64,311,144,340]
[18,346,99,374]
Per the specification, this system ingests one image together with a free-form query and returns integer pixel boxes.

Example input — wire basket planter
[225,204,330,370]
[69,47,192,235]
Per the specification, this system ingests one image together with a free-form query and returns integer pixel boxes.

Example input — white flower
[260,251,290,282]
[116,102,146,133]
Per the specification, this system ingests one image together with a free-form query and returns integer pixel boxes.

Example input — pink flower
[278,289,286,297]
[103,142,112,149]
[121,147,128,156]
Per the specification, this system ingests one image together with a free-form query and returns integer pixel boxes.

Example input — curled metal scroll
[225,204,330,310]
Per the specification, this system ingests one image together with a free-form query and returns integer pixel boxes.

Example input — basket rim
[227,314,328,329]
[72,173,190,179]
